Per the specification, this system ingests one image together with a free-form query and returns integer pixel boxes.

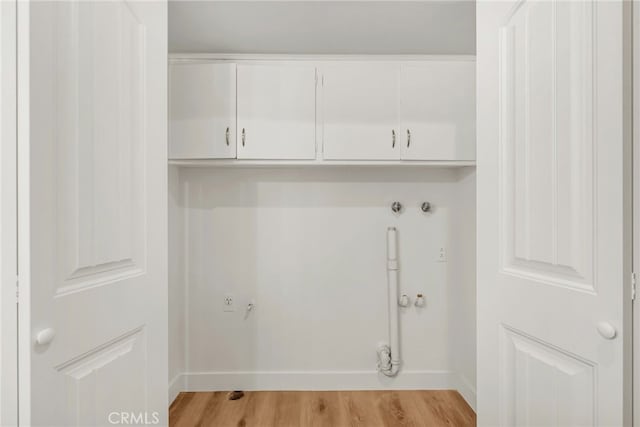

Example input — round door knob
[35,328,56,345]
[597,322,617,340]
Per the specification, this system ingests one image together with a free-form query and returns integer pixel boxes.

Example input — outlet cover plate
[224,294,235,312]
[437,247,447,262]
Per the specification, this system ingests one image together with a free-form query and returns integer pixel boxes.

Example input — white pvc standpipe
[384,227,401,376]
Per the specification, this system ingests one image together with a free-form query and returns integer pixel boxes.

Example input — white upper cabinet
[321,63,400,160]
[169,62,236,159]
[167,59,476,163]
[400,61,475,160]
[236,64,317,160]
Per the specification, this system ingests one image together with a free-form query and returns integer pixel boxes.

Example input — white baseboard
[173,370,476,410]
[169,374,185,405]
[452,373,476,411]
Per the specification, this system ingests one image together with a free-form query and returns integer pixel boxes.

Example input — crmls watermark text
[108,412,160,425]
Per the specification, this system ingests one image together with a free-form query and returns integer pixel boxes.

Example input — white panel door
[400,61,475,160]
[20,1,167,425]
[236,64,316,160]
[322,63,400,160]
[477,1,632,426]
[169,62,236,159]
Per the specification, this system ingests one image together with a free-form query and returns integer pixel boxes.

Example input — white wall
[168,166,477,407]
[449,168,476,400]
[169,1,475,55]
[168,165,186,403]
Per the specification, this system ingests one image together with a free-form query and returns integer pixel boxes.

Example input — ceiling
[169,1,476,55]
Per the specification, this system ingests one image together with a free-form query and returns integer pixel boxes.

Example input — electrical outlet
[437,247,447,262]
[223,294,235,312]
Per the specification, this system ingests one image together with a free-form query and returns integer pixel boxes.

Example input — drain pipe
[377,227,400,377]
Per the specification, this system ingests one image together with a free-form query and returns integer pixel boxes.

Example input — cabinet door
[169,63,236,159]
[322,64,400,160]
[400,61,475,160]
[237,64,316,160]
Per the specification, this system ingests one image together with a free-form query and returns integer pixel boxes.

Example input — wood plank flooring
[170,390,476,427]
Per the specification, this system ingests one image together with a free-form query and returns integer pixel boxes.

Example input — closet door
[22,1,168,425]
[322,63,400,160]
[400,61,475,160]
[236,64,316,160]
[477,1,631,425]
[169,62,236,159]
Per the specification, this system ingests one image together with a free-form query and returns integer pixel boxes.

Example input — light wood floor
[170,390,476,427]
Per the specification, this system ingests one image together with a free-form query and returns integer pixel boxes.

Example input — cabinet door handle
[392,130,396,148]
[225,127,230,146]
[407,129,411,148]
[242,128,245,147]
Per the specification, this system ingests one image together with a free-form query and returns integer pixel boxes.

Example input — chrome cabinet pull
[242,128,245,147]
[225,127,230,146]
[392,130,396,148]
[407,129,411,148]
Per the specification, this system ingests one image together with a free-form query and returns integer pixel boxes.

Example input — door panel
[236,64,316,160]
[55,328,147,426]
[501,1,595,292]
[169,63,236,159]
[500,326,595,426]
[399,61,475,160]
[321,63,400,160]
[477,1,631,425]
[23,1,167,425]
[56,0,145,292]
